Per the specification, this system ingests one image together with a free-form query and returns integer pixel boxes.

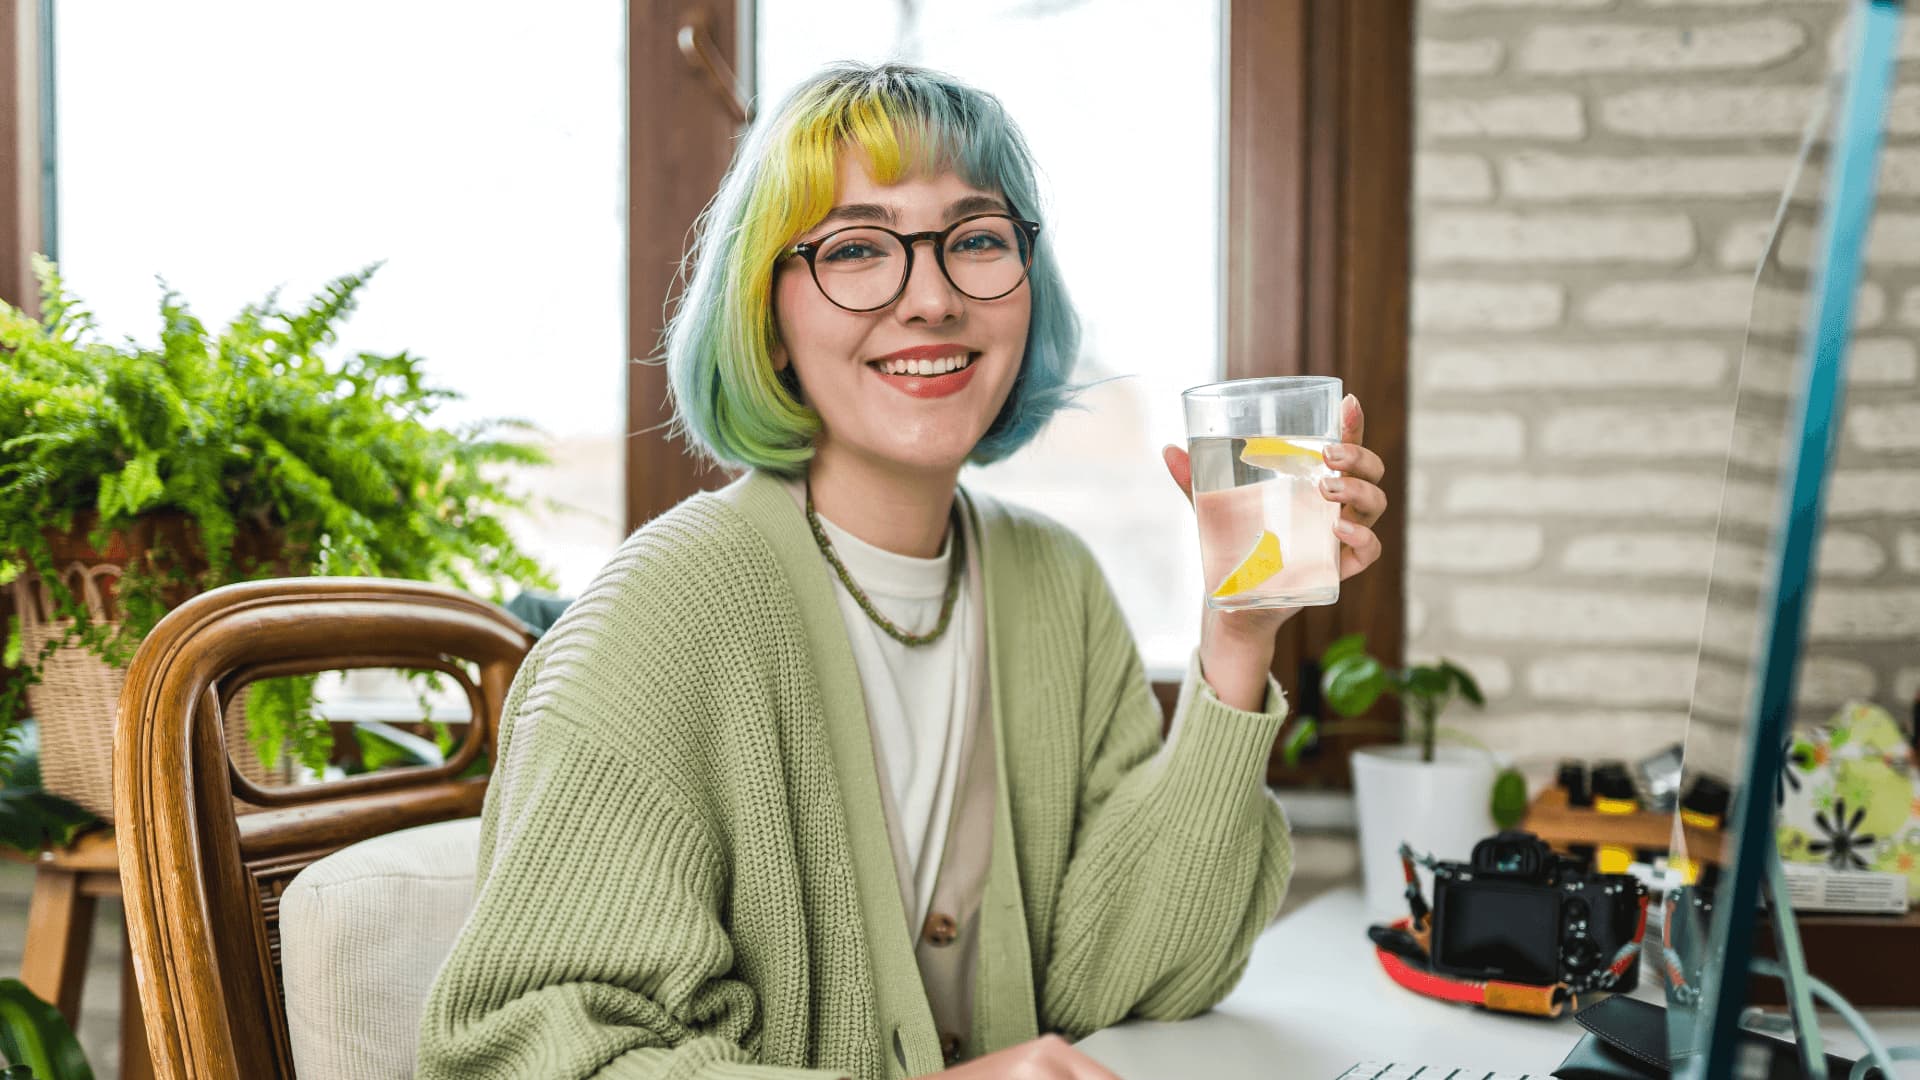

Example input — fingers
[1319,475,1388,529]
[1334,518,1383,581]
[1340,393,1364,446]
[1162,443,1194,507]
[1322,440,1384,485]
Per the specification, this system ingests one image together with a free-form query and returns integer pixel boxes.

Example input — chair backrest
[114,577,533,1080]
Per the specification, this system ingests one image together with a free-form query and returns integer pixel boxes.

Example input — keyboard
[1335,1064,1540,1079]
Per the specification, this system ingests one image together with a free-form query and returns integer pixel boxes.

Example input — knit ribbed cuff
[1154,650,1288,827]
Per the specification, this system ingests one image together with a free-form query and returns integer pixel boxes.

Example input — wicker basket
[11,517,283,820]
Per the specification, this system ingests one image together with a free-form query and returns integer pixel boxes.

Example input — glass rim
[1180,375,1342,401]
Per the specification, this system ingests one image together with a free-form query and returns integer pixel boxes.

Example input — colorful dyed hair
[663,61,1084,476]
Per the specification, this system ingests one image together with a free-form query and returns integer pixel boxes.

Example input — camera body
[1428,831,1646,993]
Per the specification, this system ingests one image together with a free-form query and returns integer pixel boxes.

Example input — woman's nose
[892,243,963,324]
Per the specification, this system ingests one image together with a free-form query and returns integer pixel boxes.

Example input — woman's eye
[822,242,883,262]
[951,232,1010,254]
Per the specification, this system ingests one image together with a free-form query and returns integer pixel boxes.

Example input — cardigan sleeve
[1037,552,1295,1037]
[414,642,847,1080]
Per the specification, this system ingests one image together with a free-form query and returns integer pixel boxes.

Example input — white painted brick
[1894,666,1920,705]
[1582,276,1755,329]
[1850,402,1920,451]
[1799,657,1878,707]
[1809,587,1920,640]
[1417,152,1496,203]
[1899,531,1920,572]
[1421,211,1694,265]
[1881,148,1920,196]
[1409,521,1545,572]
[1771,214,1920,269]
[1518,20,1806,74]
[1419,341,1728,391]
[1410,469,1433,515]
[1561,532,1719,578]
[1419,38,1505,77]
[1824,19,1920,66]
[1453,712,1691,767]
[1408,594,1431,639]
[1746,282,1885,335]
[1740,339,1918,395]
[1501,152,1795,202]
[1822,533,1889,579]
[1415,653,1514,699]
[1411,410,1526,460]
[1728,417,1783,471]
[1445,471,1729,520]
[1527,651,1697,705]
[1429,0,1612,9]
[1717,220,1775,270]
[1830,471,1920,517]
[1539,406,1731,459]
[1895,286,1920,328]
[1642,0,1828,6]
[1414,281,1565,331]
[1452,585,1706,644]
[1600,85,1818,139]
[1700,595,1760,658]
[1424,94,1585,140]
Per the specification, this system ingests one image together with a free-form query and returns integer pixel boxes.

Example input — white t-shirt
[790,482,975,930]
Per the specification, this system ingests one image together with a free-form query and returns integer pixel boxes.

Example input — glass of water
[1182,376,1344,611]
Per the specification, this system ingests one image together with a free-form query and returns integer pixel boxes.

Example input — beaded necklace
[804,481,964,648]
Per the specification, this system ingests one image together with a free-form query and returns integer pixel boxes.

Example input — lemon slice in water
[1211,529,1284,600]
[1240,437,1324,472]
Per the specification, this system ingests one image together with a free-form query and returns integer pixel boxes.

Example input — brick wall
[1411,0,1920,767]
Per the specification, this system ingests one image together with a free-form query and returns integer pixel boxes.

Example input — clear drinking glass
[1182,376,1343,610]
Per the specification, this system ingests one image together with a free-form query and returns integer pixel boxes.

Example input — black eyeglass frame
[778,212,1043,313]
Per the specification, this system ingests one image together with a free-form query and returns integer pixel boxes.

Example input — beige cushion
[279,817,483,1079]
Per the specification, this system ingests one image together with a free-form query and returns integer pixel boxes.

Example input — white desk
[1077,885,1920,1079]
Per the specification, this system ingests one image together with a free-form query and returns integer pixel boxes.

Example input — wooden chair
[112,577,533,1079]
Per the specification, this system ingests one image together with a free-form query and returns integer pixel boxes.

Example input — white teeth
[874,353,973,376]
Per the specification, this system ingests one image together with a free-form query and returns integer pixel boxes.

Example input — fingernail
[1324,444,1349,464]
[1322,477,1345,494]
[1335,518,1355,537]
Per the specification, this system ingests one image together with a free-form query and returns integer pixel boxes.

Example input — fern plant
[0,257,555,777]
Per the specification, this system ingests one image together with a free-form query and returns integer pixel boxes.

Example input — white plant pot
[1350,744,1498,921]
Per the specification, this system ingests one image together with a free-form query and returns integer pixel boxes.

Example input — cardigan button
[940,1032,964,1065]
[923,911,959,946]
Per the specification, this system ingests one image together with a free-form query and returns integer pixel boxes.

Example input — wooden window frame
[625,0,1409,787]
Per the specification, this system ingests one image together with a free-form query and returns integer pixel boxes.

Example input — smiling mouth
[867,352,979,377]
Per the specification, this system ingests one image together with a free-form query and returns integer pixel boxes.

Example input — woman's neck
[806,446,958,559]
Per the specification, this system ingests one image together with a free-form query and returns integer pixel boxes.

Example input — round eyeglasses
[779,213,1041,313]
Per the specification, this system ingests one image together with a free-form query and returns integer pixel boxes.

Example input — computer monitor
[1663,4,1904,1078]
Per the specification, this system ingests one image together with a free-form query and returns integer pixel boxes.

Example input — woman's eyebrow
[815,195,1010,230]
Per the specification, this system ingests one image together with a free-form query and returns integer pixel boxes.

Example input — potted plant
[0,257,555,818]
[0,977,93,1079]
[1304,634,1524,918]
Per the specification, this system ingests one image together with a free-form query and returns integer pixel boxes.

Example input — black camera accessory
[1558,759,1592,807]
[1679,774,1730,830]
[1590,761,1638,813]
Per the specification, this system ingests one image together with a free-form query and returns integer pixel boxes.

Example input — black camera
[1428,831,1647,993]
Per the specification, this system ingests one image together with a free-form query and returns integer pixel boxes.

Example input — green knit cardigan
[416,470,1294,1080]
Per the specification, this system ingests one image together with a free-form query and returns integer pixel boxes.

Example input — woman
[418,61,1388,1080]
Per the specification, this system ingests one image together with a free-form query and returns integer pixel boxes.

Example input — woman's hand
[1163,393,1389,712]
[936,1034,1123,1079]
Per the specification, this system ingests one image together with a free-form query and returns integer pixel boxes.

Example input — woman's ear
[769,332,789,372]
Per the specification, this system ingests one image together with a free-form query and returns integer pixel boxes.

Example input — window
[52,0,627,600]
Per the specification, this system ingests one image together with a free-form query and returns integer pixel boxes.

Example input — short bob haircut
[664,61,1084,476]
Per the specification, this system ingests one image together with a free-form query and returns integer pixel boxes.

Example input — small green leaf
[1281,717,1319,767]
[1441,660,1486,707]
[1323,655,1387,717]
[1491,767,1529,829]
[1403,666,1449,700]
[2,620,19,669]
[0,978,94,1080]
[1320,632,1368,667]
